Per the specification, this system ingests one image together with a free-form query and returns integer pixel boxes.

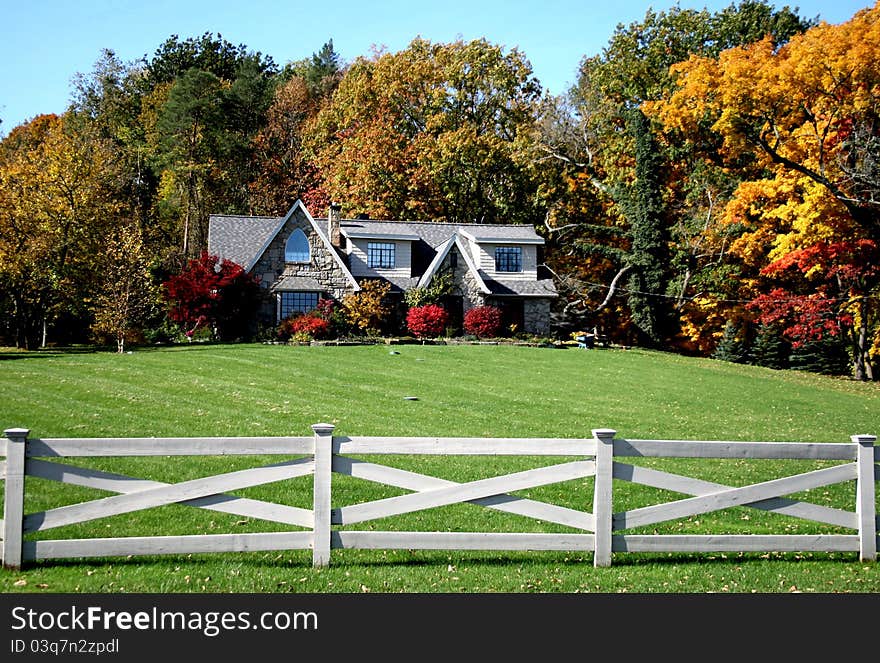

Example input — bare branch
[593,265,631,313]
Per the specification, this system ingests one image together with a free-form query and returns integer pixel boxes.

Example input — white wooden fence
[1,425,877,569]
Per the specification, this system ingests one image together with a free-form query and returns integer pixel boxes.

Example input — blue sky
[0,0,873,134]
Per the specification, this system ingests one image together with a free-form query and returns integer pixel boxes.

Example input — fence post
[3,428,28,570]
[853,433,877,562]
[592,428,616,568]
[311,423,334,568]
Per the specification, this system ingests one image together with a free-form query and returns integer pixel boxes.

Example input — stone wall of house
[523,299,551,335]
[250,207,354,323]
[443,247,486,312]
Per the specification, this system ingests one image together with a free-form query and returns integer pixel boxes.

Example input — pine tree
[788,334,850,376]
[750,322,790,370]
[712,321,749,363]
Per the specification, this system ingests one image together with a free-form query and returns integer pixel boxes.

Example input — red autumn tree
[748,240,879,380]
[163,251,260,341]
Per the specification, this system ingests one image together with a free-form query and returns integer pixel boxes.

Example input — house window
[279,291,319,320]
[495,246,522,272]
[367,242,395,269]
[285,229,310,263]
[367,242,394,269]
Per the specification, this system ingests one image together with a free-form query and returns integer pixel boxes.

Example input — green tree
[712,320,750,363]
[750,322,790,370]
[617,109,672,346]
[283,39,343,99]
[153,68,226,258]
[148,34,278,259]
[788,334,850,376]
[146,32,276,85]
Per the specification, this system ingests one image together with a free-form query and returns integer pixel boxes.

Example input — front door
[499,299,524,336]
[441,295,464,335]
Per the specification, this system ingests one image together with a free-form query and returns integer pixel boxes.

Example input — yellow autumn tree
[91,224,158,353]
[306,38,542,224]
[648,3,880,237]
[0,113,120,348]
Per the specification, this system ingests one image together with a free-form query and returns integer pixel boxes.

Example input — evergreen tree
[712,320,750,363]
[750,322,790,370]
[788,334,850,376]
[618,108,671,347]
[283,40,343,99]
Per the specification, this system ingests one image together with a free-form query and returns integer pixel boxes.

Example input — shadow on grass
[0,342,243,360]
[14,547,859,573]
[0,346,104,360]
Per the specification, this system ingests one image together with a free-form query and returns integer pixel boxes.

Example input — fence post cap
[4,428,29,438]
[311,423,335,435]
[852,434,877,444]
[592,428,617,438]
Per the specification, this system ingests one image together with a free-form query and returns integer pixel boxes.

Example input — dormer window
[495,246,522,272]
[368,242,395,269]
[285,228,310,263]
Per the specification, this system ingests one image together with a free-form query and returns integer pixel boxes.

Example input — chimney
[327,202,342,248]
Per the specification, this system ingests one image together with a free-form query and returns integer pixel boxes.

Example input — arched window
[285,228,310,263]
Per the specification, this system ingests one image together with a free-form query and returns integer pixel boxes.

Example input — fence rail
[1,425,877,569]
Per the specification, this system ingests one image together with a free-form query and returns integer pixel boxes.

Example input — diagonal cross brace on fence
[23,457,314,533]
[24,459,315,529]
[613,463,859,530]
[612,463,857,528]
[332,456,596,531]
[334,459,597,525]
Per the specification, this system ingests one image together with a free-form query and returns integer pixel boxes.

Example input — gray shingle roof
[336,219,544,249]
[271,275,325,292]
[208,215,282,270]
[484,278,558,297]
[458,226,545,244]
[208,210,556,298]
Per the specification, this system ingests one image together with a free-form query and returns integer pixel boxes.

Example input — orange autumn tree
[647,3,880,378]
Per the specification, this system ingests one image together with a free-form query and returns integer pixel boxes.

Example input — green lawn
[1,342,878,593]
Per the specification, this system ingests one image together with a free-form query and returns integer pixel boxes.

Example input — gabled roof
[417,234,491,294]
[209,203,557,299]
[208,200,360,291]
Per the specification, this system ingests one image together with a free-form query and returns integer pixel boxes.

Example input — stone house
[207,200,558,335]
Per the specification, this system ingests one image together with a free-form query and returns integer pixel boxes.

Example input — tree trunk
[852,297,874,381]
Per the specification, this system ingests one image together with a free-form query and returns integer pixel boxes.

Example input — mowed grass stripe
[2,343,878,439]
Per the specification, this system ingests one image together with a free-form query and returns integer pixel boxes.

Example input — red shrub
[463,305,502,338]
[278,313,330,341]
[406,304,449,338]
